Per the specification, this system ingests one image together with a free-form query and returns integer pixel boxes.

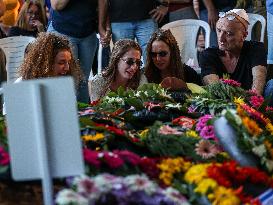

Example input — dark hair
[144,29,185,83]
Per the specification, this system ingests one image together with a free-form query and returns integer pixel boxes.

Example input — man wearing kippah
[198,0,237,47]
[199,9,267,96]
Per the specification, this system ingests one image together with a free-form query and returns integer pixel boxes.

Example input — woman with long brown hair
[145,29,202,90]
[89,39,147,102]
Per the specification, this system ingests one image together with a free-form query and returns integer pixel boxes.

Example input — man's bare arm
[51,0,70,10]
[202,0,218,30]
[252,65,267,95]
[202,74,219,85]
[98,0,111,47]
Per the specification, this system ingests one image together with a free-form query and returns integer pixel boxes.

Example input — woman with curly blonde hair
[8,0,47,37]
[18,32,83,87]
[145,29,201,90]
[89,39,147,102]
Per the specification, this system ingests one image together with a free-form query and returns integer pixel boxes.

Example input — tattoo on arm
[252,65,267,95]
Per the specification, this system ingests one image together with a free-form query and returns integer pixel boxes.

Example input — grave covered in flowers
[1,80,273,205]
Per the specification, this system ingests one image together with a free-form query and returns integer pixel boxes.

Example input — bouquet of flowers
[187,78,261,115]
[55,174,190,205]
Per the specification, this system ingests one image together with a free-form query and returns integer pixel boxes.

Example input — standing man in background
[48,0,98,103]
[98,0,168,64]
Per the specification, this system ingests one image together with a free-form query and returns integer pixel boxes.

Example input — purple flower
[188,105,197,113]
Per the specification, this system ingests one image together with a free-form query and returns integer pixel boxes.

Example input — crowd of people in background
[0,0,272,106]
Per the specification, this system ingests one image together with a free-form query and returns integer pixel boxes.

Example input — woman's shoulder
[90,73,104,82]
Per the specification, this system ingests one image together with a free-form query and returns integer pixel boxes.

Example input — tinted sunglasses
[121,58,142,67]
[218,12,247,30]
[150,51,168,58]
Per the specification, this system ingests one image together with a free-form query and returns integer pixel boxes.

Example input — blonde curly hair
[19,32,83,87]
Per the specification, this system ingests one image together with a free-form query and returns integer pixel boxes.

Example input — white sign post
[3,77,84,205]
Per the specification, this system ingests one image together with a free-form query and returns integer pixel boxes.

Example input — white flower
[135,91,142,97]
[165,103,182,109]
[266,160,273,171]
[125,174,157,195]
[104,96,125,105]
[252,144,267,157]
[73,176,99,200]
[93,174,122,193]
[163,187,189,205]
[55,189,88,205]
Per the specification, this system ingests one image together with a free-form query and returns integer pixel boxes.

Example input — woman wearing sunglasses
[89,39,147,102]
[145,29,202,90]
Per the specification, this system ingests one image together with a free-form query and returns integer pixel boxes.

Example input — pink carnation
[83,148,101,168]
[196,115,213,132]
[266,106,273,112]
[200,125,217,140]
[0,147,9,166]
[220,79,241,87]
[103,152,124,168]
[114,150,141,166]
[250,95,264,108]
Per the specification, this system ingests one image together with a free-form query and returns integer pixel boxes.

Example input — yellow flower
[266,123,273,135]
[264,140,273,159]
[184,164,209,184]
[236,105,246,117]
[159,172,173,186]
[194,178,218,195]
[234,97,245,105]
[218,152,230,159]
[185,130,200,138]
[211,186,240,205]
[82,133,104,142]
[139,129,149,139]
[242,117,262,136]
[157,158,191,185]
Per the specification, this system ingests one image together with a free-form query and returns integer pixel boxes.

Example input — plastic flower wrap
[55,174,190,205]
[221,106,273,172]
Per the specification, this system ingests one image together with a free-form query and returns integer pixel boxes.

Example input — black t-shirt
[200,41,267,90]
[52,0,97,38]
[109,0,157,22]
[8,27,38,37]
[198,0,237,11]
[184,64,202,85]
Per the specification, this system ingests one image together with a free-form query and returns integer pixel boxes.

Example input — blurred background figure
[98,0,168,65]
[8,0,47,37]
[0,0,23,36]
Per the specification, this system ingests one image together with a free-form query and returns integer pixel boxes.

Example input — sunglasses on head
[121,58,142,67]
[150,51,168,58]
[218,12,247,30]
